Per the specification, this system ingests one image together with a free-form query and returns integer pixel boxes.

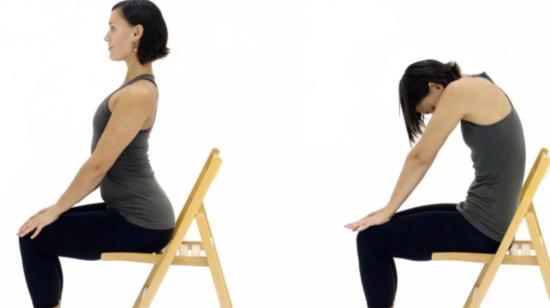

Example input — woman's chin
[108,52,130,62]
[108,54,122,62]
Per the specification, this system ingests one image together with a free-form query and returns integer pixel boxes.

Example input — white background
[2,0,550,307]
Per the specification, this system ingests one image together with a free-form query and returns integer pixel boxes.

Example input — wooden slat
[130,149,223,308]
[431,148,550,307]
[432,252,539,265]
[101,252,208,266]
[182,240,203,246]
[99,148,232,308]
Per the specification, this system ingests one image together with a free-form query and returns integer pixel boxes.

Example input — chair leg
[133,262,162,308]
[196,209,232,308]
[465,253,506,308]
[525,212,550,299]
[133,249,177,308]
[464,262,489,308]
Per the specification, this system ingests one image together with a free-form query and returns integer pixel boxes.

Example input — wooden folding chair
[101,148,232,308]
[432,147,550,307]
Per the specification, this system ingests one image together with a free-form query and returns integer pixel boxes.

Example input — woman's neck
[124,57,153,83]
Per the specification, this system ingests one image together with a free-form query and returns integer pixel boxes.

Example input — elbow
[87,157,111,175]
[407,151,434,166]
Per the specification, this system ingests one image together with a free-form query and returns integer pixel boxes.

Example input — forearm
[385,154,433,214]
[52,158,107,215]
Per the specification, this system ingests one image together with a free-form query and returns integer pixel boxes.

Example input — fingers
[18,225,34,238]
[19,210,55,238]
[344,222,356,229]
[19,211,42,236]
[18,219,32,237]
[356,218,371,232]
[345,217,373,232]
[19,225,35,238]
[18,218,38,238]
[345,222,361,232]
[346,210,389,232]
[30,225,43,239]
[357,222,370,232]
[345,220,363,231]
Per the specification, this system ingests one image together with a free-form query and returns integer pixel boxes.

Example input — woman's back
[460,73,513,125]
[456,72,526,243]
[91,74,175,230]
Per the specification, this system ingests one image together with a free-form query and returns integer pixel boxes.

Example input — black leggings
[18,202,173,308]
[356,203,501,308]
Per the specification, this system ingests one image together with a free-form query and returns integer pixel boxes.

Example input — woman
[345,59,526,307]
[17,1,175,307]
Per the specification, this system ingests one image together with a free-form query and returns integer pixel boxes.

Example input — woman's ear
[132,24,144,41]
[428,82,443,91]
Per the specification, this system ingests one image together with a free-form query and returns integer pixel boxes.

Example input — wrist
[50,203,67,216]
[383,205,396,216]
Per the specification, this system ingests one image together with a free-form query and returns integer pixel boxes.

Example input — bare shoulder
[446,76,489,94]
[448,75,512,124]
[435,79,471,115]
[111,80,158,110]
[119,80,157,102]
[442,76,497,109]
[451,75,499,96]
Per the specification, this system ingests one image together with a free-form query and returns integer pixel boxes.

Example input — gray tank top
[456,72,526,242]
[91,74,175,230]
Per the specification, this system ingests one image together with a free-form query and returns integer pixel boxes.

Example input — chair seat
[429,148,550,307]
[100,149,232,308]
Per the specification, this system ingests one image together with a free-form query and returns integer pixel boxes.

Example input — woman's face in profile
[416,82,443,115]
[104,9,137,61]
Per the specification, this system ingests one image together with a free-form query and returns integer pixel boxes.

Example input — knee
[18,234,31,246]
[18,234,40,253]
[356,227,383,256]
[18,234,32,254]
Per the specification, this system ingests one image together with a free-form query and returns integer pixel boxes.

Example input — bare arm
[18,84,155,238]
[52,86,155,215]
[384,154,434,214]
[346,82,468,231]
[385,83,467,214]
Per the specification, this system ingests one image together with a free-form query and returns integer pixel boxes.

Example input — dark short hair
[398,59,461,144]
[112,0,169,64]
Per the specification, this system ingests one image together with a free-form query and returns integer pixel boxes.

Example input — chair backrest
[520,148,550,201]
[501,148,549,241]
[171,148,222,241]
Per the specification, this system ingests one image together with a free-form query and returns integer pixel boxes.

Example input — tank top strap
[120,74,157,89]
[101,74,157,113]
[475,71,514,109]
[477,71,494,83]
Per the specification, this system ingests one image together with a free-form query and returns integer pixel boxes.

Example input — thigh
[61,202,106,216]
[359,207,499,261]
[26,207,171,260]
[392,203,457,219]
